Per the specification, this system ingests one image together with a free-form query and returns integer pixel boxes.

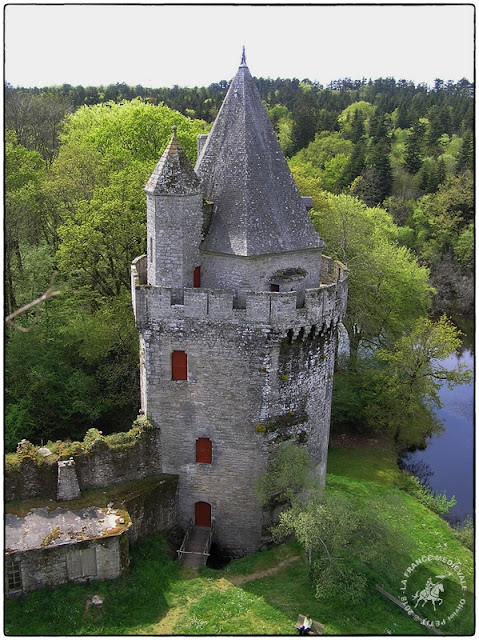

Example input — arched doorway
[195,501,211,527]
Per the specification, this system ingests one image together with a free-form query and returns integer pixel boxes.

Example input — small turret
[145,126,203,288]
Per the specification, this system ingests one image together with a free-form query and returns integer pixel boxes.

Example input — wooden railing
[177,518,193,562]
[176,518,215,566]
[202,518,215,566]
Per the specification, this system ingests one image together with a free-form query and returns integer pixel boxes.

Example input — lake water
[401,348,474,523]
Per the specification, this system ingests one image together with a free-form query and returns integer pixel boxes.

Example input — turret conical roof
[195,51,324,256]
[146,126,200,195]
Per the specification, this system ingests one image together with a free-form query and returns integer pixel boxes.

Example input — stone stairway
[179,526,212,568]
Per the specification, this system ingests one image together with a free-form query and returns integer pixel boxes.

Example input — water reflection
[401,349,474,523]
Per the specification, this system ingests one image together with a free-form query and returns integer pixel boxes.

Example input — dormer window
[270,284,280,292]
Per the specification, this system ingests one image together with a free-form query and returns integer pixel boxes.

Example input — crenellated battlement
[131,254,347,334]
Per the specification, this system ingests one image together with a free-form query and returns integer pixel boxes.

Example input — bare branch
[5,272,63,332]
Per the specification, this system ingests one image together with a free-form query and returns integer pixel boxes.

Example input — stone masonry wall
[147,193,203,289]
[5,428,163,502]
[8,535,124,596]
[141,318,268,555]
[124,476,179,544]
[200,249,323,307]
[133,256,348,556]
[132,275,345,332]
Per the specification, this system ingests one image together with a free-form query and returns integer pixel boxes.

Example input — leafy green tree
[266,104,295,156]
[5,132,47,316]
[310,194,432,363]
[290,131,353,171]
[5,88,72,165]
[338,101,376,140]
[49,99,207,298]
[5,291,139,451]
[256,441,312,507]
[272,491,390,602]
[5,99,207,446]
[364,316,472,445]
[411,172,474,264]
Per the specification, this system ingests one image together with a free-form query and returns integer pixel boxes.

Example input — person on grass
[298,614,312,635]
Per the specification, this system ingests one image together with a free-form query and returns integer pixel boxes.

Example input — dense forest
[4,75,473,451]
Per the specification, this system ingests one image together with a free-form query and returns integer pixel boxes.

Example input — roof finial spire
[172,124,177,139]
[240,46,247,67]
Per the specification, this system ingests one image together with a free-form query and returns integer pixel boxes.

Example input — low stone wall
[124,475,179,544]
[5,423,162,503]
[74,430,162,491]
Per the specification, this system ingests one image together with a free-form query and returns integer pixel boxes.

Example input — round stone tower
[131,51,348,556]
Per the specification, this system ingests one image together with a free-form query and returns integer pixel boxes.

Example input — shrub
[452,516,474,551]
[396,470,456,514]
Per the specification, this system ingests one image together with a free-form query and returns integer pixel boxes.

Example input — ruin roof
[5,506,130,553]
[146,126,201,196]
[195,51,324,256]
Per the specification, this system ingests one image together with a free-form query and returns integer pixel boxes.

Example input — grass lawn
[5,441,474,635]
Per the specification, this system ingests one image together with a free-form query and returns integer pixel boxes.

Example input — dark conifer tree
[404,121,425,174]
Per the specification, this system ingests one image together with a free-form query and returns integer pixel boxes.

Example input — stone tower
[131,51,348,557]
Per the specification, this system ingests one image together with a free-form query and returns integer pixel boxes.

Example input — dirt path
[227,555,300,586]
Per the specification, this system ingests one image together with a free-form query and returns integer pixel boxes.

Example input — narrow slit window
[172,350,187,380]
[193,266,201,288]
[196,438,212,463]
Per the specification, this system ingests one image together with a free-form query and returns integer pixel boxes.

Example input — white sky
[4,3,475,89]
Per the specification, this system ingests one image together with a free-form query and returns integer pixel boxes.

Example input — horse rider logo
[412,576,445,611]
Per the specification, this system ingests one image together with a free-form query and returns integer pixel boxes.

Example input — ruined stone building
[131,50,348,557]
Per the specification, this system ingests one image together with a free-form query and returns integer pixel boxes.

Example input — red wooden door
[195,501,211,527]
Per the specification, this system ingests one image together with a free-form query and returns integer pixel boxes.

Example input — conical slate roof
[146,126,200,195]
[196,51,324,256]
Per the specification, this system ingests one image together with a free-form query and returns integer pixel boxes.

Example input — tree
[5,99,208,446]
[5,132,47,316]
[256,441,312,507]
[5,291,140,451]
[411,172,474,264]
[337,101,376,140]
[456,132,474,173]
[272,491,390,602]
[291,91,319,153]
[5,88,72,165]
[365,315,472,446]
[49,99,207,298]
[290,131,353,171]
[404,120,426,174]
[310,194,432,363]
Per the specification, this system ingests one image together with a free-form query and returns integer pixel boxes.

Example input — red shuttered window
[171,350,187,380]
[193,266,201,288]
[196,438,212,464]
